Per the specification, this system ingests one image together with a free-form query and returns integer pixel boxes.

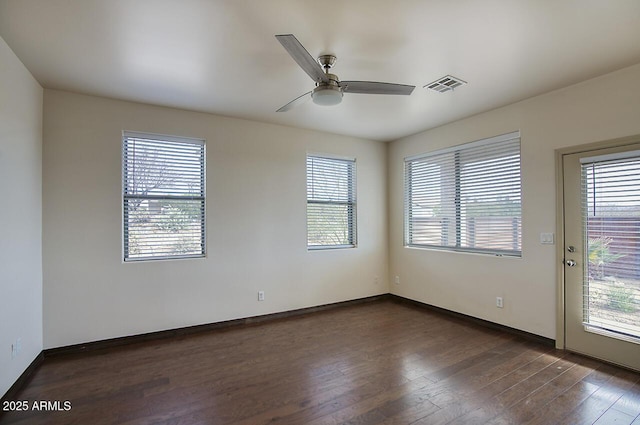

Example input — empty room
[1,1,640,424]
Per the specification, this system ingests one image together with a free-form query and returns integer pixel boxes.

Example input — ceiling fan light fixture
[312,85,343,106]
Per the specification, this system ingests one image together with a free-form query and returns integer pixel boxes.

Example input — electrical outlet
[373,275,379,285]
[496,296,504,308]
[394,276,400,285]
[258,291,265,301]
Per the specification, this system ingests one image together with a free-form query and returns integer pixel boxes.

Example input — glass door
[562,144,640,370]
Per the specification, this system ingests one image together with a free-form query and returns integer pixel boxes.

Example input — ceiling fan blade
[340,81,415,95]
[276,34,329,84]
[276,91,312,112]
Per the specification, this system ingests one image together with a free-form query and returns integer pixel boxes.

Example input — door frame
[555,134,640,351]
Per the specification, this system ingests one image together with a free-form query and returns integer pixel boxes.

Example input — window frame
[306,153,357,250]
[404,131,521,257]
[122,131,206,262]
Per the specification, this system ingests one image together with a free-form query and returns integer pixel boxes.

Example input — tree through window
[123,132,205,261]
[306,155,357,249]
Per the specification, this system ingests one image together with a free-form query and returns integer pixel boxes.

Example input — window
[307,155,356,249]
[123,132,205,261]
[404,131,521,256]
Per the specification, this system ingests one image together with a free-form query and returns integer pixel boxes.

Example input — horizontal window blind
[405,132,521,256]
[123,132,205,261]
[582,155,640,340]
[307,155,356,249]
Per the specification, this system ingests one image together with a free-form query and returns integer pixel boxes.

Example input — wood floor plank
[485,355,601,424]
[1,300,639,425]
[411,350,569,425]
[525,380,601,425]
[554,367,640,425]
[592,407,636,425]
[609,380,640,418]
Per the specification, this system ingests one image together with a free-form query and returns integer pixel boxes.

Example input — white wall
[42,90,388,349]
[388,63,640,339]
[0,37,43,397]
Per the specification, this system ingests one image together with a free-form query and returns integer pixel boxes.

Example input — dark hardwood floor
[1,299,639,425]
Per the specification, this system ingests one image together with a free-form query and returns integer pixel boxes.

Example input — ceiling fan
[275,34,415,112]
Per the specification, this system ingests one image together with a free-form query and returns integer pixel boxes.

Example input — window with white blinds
[123,132,205,261]
[404,131,521,256]
[582,153,640,339]
[307,155,356,249]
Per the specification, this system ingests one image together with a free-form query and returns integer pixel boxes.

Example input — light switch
[540,232,555,244]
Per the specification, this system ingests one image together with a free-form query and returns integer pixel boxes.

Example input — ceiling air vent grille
[424,75,467,93]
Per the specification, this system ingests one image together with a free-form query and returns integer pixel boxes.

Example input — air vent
[424,75,467,93]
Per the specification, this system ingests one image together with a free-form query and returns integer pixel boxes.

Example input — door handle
[563,259,577,267]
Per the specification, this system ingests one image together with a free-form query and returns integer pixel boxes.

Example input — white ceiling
[1,0,640,142]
